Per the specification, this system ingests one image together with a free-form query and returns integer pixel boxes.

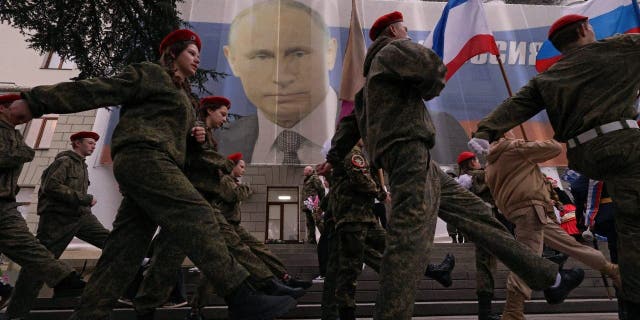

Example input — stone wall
[239,165,309,242]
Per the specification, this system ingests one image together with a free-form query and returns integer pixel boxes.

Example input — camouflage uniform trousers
[567,129,640,304]
[375,141,558,320]
[474,208,499,298]
[229,221,288,279]
[68,150,249,320]
[134,209,288,312]
[0,201,75,289]
[186,217,291,310]
[320,219,338,320]
[7,213,110,318]
[335,221,386,310]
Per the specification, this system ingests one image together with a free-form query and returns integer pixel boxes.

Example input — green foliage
[0,0,223,93]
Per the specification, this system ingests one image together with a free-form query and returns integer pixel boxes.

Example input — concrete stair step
[5,242,618,318]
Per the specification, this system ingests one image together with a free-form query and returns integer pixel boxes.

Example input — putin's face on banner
[224,2,337,128]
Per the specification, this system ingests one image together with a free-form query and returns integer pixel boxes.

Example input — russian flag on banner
[585,179,603,228]
[536,0,640,72]
[424,0,499,81]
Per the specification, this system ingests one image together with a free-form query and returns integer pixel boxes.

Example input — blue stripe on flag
[431,0,469,57]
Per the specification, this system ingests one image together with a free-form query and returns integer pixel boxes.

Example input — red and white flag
[423,0,499,81]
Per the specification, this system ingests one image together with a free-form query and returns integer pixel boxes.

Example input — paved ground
[329,314,620,320]
[285,314,619,320]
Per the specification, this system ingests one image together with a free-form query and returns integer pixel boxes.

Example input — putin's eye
[248,50,275,60]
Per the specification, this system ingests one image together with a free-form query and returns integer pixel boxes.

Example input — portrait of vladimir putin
[216,0,338,165]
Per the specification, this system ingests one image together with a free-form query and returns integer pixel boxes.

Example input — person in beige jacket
[485,137,620,320]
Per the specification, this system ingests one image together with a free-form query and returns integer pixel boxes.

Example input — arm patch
[351,154,366,168]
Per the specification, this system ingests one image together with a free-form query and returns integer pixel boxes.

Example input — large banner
[96,0,637,165]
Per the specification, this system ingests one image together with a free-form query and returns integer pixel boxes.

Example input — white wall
[0,22,78,87]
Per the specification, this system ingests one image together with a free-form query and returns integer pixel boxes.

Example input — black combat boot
[338,307,356,320]
[477,292,501,320]
[263,278,306,298]
[225,281,297,320]
[451,236,458,243]
[53,272,86,298]
[424,253,455,287]
[543,268,584,304]
[283,275,312,289]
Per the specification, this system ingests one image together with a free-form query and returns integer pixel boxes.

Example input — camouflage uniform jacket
[185,131,235,198]
[213,174,252,224]
[332,146,386,227]
[467,169,494,206]
[474,34,640,143]
[22,62,200,169]
[326,36,446,167]
[0,114,35,201]
[301,173,325,208]
[38,150,93,216]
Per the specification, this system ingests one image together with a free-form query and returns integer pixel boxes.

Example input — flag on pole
[536,0,640,72]
[337,0,366,122]
[585,179,604,228]
[423,0,499,81]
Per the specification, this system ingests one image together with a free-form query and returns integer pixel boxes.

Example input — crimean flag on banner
[337,0,366,123]
[423,0,499,81]
[536,0,640,72]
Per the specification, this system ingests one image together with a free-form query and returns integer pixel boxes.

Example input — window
[22,115,58,149]
[265,187,299,243]
[41,52,75,70]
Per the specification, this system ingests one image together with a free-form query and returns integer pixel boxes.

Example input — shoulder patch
[351,154,366,168]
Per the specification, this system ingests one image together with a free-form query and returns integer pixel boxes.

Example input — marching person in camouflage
[330,141,389,320]
[215,153,311,289]
[0,94,87,307]
[328,141,456,320]
[7,30,296,320]
[302,166,325,244]
[6,131,111,318]
[484,137,620,320]
[318,11,579,319]
[470,14,640,317]
[132,97,304,320]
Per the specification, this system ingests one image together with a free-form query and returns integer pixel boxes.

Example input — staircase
[4,243,619,319]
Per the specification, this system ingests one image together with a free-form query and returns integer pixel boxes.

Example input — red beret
[70,131,100,142]
[548,14,588,38]
[200,96,231,109]
[456,151,476,165]
[159,29,202,53]
[0,94,21,105]
[369,11,404,41]
[227,152,243,163]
